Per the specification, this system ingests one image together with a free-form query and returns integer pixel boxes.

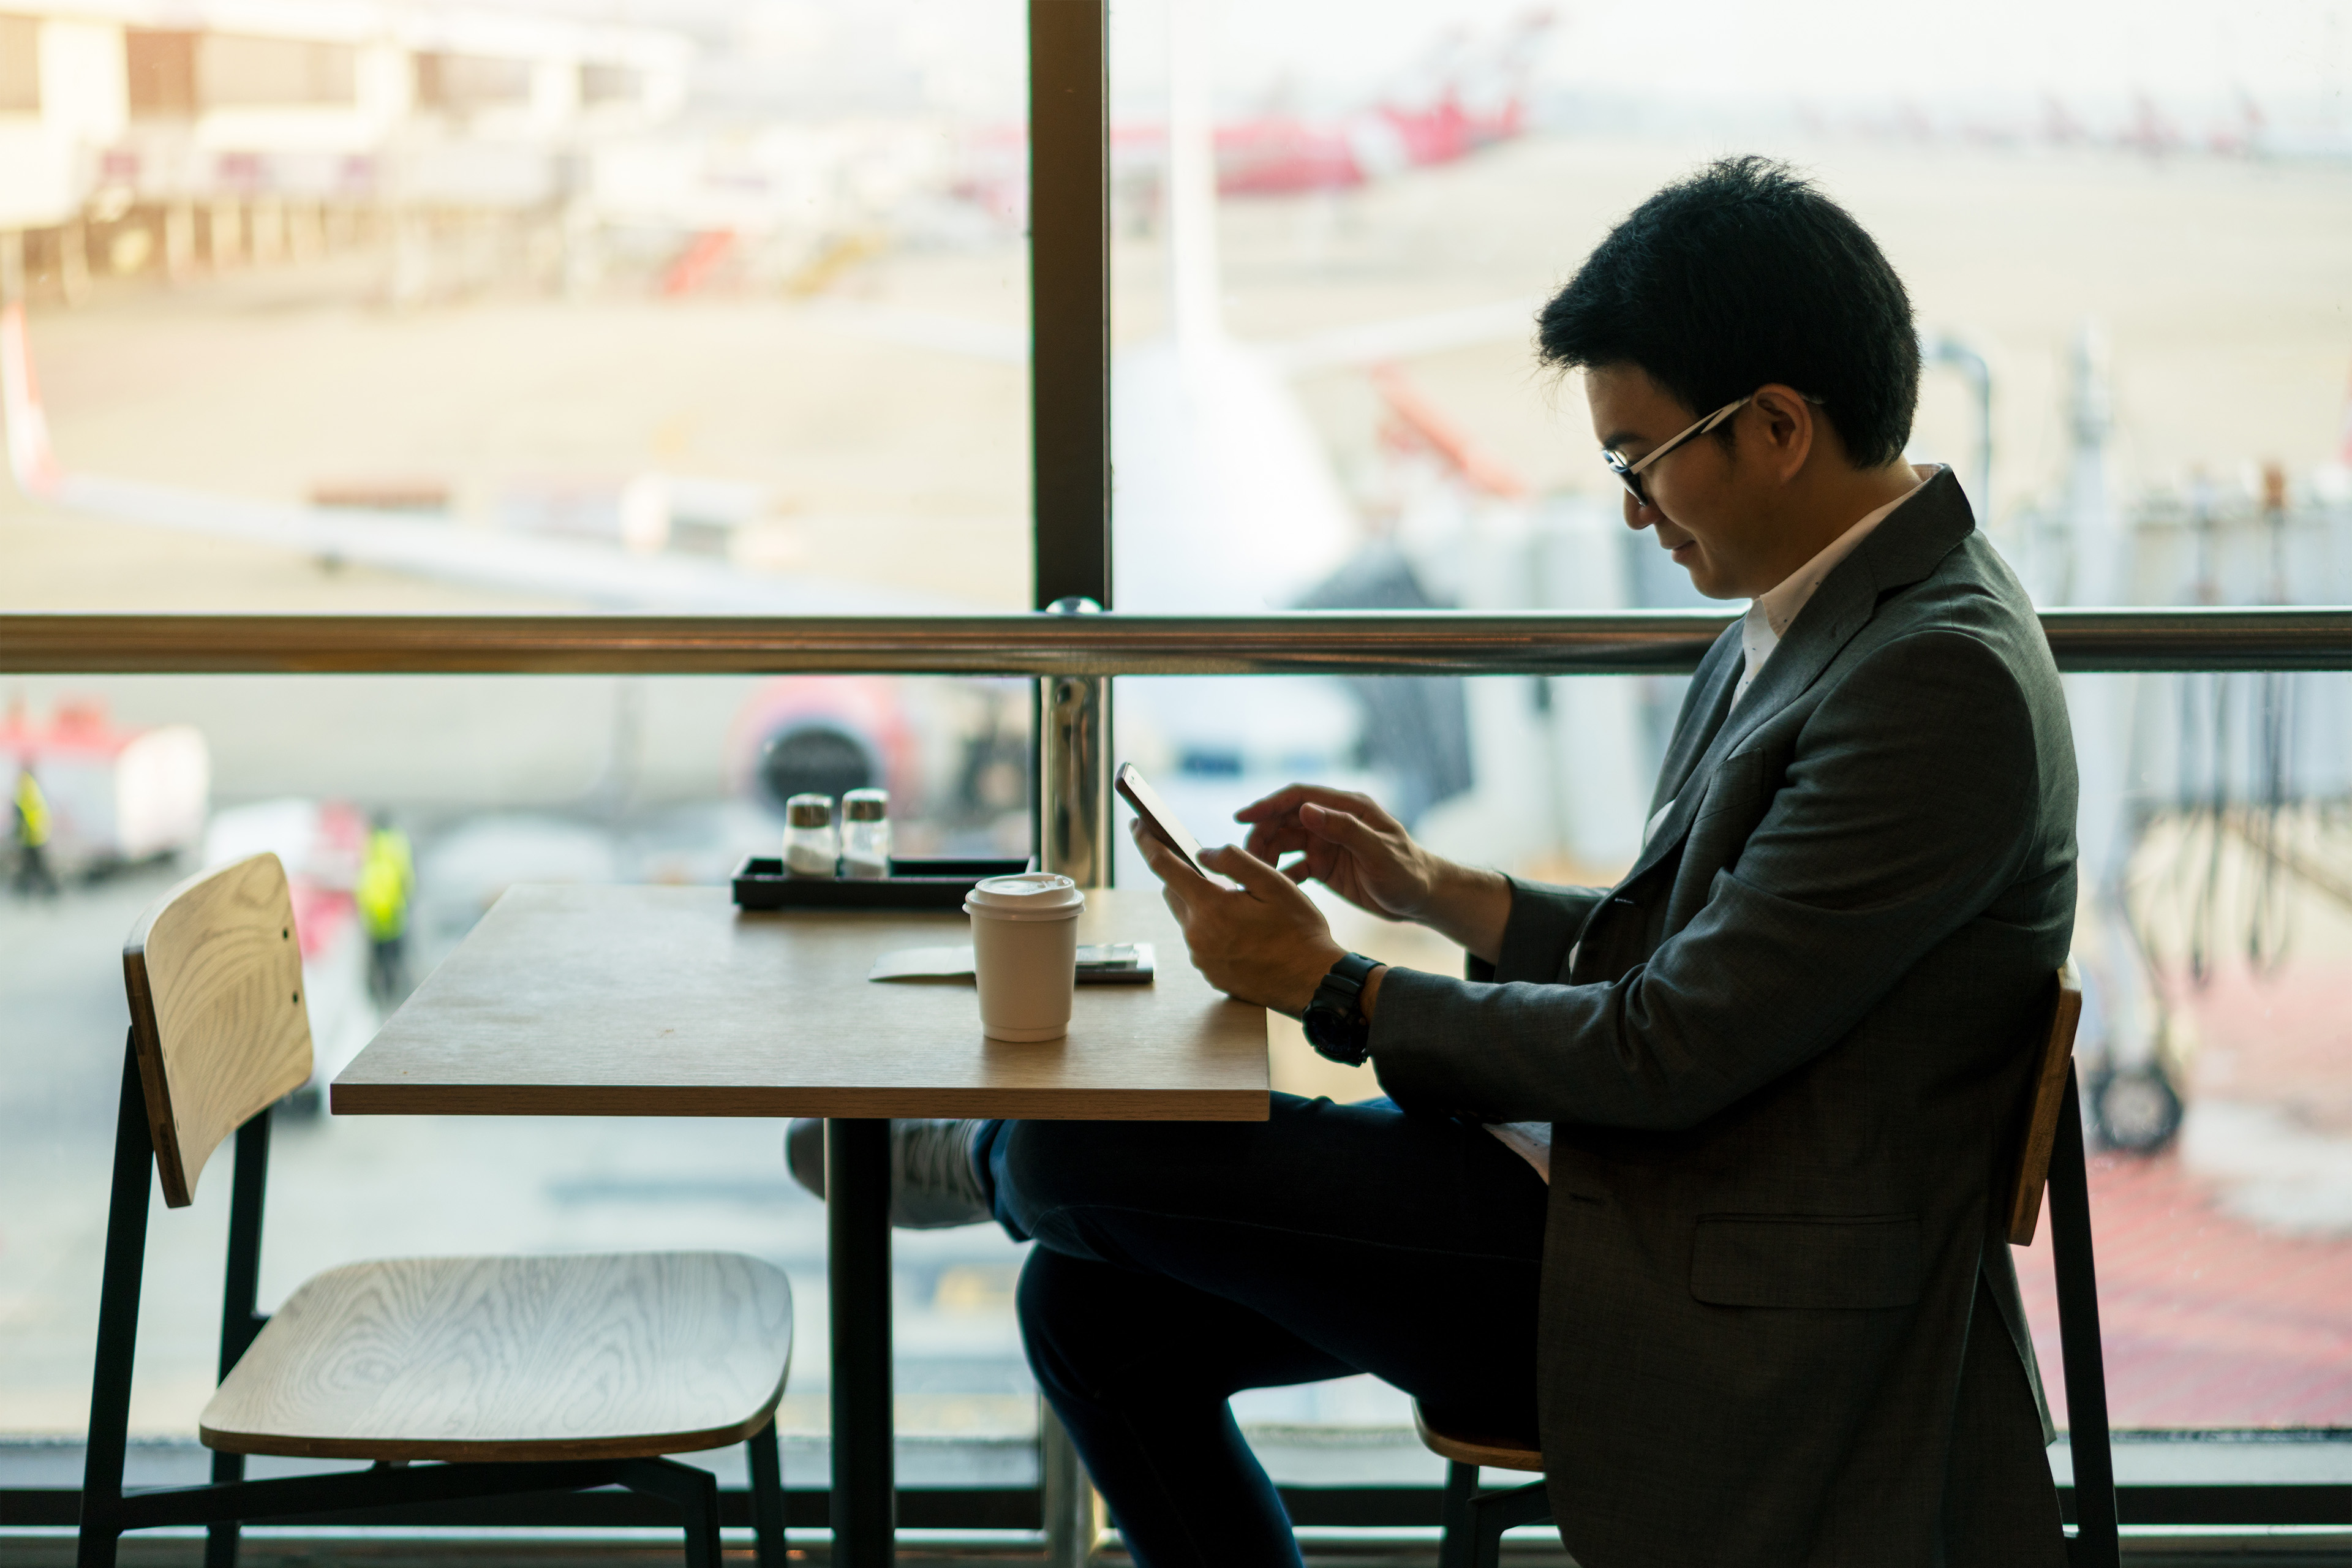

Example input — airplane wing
[45,472,970,614]
[0,304,969,616]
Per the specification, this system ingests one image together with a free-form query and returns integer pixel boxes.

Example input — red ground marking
[2014,1150,2352,1428]
[2173,960,2352,1132]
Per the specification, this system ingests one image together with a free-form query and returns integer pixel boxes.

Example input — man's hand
[1234,783,1514,962]
[1234,785,1439,921]
[1130,821,1347,1017]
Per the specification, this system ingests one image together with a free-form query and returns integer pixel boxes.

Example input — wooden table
[333,884,1268,1566]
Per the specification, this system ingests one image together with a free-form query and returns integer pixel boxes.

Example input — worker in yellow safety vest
[12,765,58,898]
[356,813,415,1006]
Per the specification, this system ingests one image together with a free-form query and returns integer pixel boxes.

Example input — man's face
[1585,363,1777,600]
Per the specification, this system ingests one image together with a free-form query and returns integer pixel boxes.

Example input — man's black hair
[1538,156,1918,468]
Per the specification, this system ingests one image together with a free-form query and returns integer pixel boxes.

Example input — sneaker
[783,1117,992,1229]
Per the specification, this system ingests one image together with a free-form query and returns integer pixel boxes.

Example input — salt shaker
[840,788,892,880]
[782,794,839,877]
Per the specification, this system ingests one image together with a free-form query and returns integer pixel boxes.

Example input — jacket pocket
[1689,1214,1923,1310]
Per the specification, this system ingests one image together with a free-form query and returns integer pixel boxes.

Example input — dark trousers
[12,842,57,897]
[978,1094,1547,1568]
[368,933,407,1008]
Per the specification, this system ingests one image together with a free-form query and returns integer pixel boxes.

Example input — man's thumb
[1200,842,1282,896]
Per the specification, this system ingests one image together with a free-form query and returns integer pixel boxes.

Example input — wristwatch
[1303,952,1382,1066]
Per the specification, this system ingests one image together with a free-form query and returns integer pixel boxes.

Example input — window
[0,15,38,115]
[579,61,640,108]
[1,0,1035,1471]
[124,29,195,119]
[414,52,533,112]
[197,34,357,109]
[1101,0,2352,1453]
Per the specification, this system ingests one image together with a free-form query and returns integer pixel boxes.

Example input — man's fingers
[1242,820,1310,864]
[1132,821,1212,891]
[1235,782,1379,824]
[1300,801,1382,854]
[1232,784,1313,823]
[1199,842,1292,900]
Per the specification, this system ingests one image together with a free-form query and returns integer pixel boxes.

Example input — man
[788,157,2078,1566]
[12,763,59,899]
[356,812,415,1008]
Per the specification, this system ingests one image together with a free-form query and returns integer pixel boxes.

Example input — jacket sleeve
[1490,877,1607,981]
[1368,630,2048,1130]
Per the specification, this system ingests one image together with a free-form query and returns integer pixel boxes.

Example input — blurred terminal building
[0,0,690,292]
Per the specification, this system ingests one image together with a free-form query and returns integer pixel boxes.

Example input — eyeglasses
[1602,395,1751,509]
[1601,391,1829,508]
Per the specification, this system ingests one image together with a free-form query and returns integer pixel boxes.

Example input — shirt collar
[1733,464,1939,707]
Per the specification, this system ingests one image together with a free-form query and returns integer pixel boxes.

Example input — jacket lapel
[1616,469,1977,889]
[1648,632,1743,818]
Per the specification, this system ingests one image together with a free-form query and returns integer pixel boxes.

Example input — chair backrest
[123,853,313,1208]
[2002,963,2083,1247]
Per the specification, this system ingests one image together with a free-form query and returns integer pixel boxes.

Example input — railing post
[1038,601,1111,892]
[1040,1398,1103,1568]
[1030,0,1110,1556]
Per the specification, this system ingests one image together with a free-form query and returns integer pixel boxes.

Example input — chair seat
[1414,1401,1544,1474]
[200,1252,793,1463]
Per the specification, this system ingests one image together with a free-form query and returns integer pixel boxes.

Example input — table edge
[329,1083,1272,1121]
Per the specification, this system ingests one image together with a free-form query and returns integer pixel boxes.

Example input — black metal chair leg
[683,1476,721,1568]
[203,1450,246,1568]
[2049,1074,2119,1568]
[1466,1480,1553,1568]
[77,1034,154,1568]
[1437,1460,1478,1568]
[1476,1512,1506,1568]
[749,1415,788,1568]
[616,1458,723,1568]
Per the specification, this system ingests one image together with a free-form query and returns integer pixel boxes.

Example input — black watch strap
[1303,952,1381,1066]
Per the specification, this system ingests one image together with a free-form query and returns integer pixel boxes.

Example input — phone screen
[1115,763,1212,880]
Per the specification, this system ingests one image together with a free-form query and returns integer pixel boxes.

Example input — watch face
[1303,1000,1365,1065]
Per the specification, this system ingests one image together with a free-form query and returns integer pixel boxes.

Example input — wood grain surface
[200,1251,793,1462]
[123,853,314,1208]
[333,886,1268,1120]
[1413,1403,1544,1473]
[2005,964,2084,1248]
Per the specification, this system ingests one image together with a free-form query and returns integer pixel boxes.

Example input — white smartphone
[1115,762,1213,880]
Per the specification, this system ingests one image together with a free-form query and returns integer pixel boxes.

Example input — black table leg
[827,1118,894,1566]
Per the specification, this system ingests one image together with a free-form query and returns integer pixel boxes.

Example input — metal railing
[8,606,2352,676]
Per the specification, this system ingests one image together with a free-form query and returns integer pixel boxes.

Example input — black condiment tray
[731,856,1031,911]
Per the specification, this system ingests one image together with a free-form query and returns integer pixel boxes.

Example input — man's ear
[1748,384,1817,481]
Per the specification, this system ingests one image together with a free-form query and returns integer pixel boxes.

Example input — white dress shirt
[1484,467,1937,1183]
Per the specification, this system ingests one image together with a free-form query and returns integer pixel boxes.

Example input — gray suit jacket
[1372,469,2078,1567]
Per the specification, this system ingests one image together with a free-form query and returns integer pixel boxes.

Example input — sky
[1169,0,2349,109]
[586,0,2352,122]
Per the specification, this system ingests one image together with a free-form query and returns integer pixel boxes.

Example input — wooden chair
[77,854,797,1568]
[1417,965,2120,1568]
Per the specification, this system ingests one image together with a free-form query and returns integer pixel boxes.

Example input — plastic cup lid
[965,872,1086,918]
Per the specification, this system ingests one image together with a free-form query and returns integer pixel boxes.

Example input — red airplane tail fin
[0,303,62,497]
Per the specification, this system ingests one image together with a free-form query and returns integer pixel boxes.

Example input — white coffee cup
[963,873,1087,1041]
